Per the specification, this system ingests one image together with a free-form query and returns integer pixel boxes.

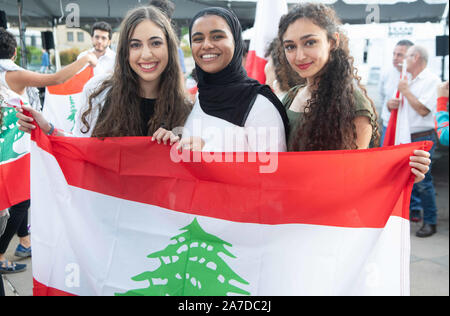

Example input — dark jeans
[410,133,438,225]
[0,275,4,296]
[0,200,30,254]
[380,125,387,147]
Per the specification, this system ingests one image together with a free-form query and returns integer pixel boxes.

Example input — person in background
[149,0,186,76]
[39,48,50,73]
[264,37,301,100]
[0,209,9,296]
[436,81,449,146]
[394,45,441,237]
[378,40,414,145]
[78,21,116,76]
[242,39,250,68]
[0,27,97,275]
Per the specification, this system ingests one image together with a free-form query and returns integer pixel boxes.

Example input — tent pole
[441,1,449,81]
[52,17,61,71]
[17,0,27,69]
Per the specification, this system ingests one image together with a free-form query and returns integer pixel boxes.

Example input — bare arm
[16,105,67,137]
[5,53,97,95]
[398,78,430,117]
[402,90,430,117]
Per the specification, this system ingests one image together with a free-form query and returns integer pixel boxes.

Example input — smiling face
[282,18,335,83]
[92,29,111,55]
[128,19,169,94]
[190,15,235,74]
[392,45,409,72]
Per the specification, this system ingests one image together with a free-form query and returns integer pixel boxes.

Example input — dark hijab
[189,7,289,135]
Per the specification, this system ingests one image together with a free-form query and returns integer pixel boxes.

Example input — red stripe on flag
[33,279,76,296]
[31,128,432,228]
[0,154,30,210]
[383,109,398,147]
[245,50,267,84]
[47,66,94,95]
[437,97,448,112]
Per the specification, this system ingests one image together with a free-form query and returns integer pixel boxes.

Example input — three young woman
[17,4,431,181]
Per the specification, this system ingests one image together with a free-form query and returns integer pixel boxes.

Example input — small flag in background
[0,106,30,210]
[245,0,288,84]
[42,66,94,133]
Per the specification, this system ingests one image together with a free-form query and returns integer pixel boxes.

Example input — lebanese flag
[0,106,30,210]
[30,127,432,296]
[245,0,288,84]
[42,66,94,133]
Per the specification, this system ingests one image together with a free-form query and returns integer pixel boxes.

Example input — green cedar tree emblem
[0,108,26,162]
[116,218,250,296]
[66,95,77,132]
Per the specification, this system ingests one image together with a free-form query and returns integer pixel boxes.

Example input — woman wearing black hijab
[180,7,289,152]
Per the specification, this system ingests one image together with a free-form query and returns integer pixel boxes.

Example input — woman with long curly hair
[279,3,430,183]
[280,3,378,151]
[17,6,190,139]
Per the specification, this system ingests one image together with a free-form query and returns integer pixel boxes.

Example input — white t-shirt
[0,68,30,106]
[183,95,287,152]
[379,67,402,127]
[78,47,116,77]
[404,68,441,134]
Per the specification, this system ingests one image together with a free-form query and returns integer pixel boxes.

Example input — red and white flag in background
[245,0,288,84]
[30,126,432,296]
[383,63,411,146]
[42,66,94,133]
[0,88,30,210]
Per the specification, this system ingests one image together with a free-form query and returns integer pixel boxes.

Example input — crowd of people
[0,0,448,295]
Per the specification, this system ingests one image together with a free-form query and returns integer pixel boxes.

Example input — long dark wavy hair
[279,3,379,151]
[81,6,190,137]
[265,38,303,92]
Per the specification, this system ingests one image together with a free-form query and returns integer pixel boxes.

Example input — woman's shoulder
[245,94,285,127]
[281,84,304,108]
[353,86,373,115]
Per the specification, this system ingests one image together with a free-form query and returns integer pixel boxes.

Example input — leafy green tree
[116,218,250,296]
[66,95,77,132]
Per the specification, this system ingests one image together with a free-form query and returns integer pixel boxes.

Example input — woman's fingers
[16,107,37,134]
[162,131,173,145]
[410,150,431,184]
[152,128,166,144]
[152,128,180,145]
[169,134,180,146]
[176,138,192,151]
[411,168,425,184]
[412,149,430,159]
[410,161,430,174]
